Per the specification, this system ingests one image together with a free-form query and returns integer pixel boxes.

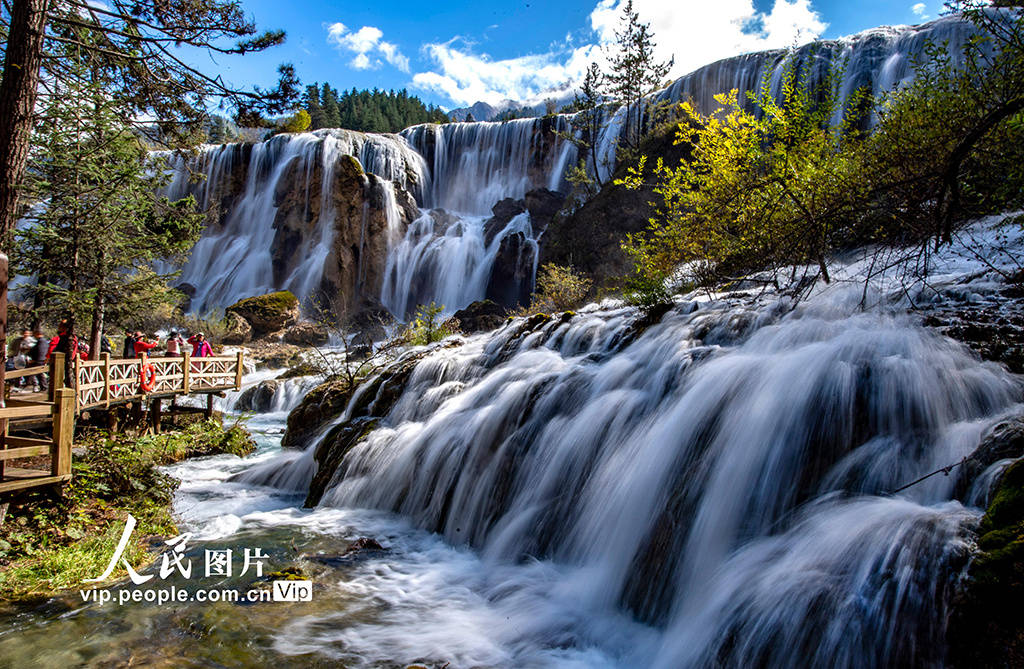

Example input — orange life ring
[139,363,157,393]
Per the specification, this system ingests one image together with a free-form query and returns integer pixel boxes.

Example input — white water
[6,222,1018,668]
[158,129,427,313]
[174,218,1017,667]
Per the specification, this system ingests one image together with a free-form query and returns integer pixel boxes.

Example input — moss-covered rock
[450,299,507,334]
[948,458,1024,667]
[282,378,355,450]
[226,291,300,338]
[221,311,253,344]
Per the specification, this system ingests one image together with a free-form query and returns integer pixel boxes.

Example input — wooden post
[50,352,65,402]
[102,351,111,408]
[0,252,7,479]
[73,354,81,413]
[150,398,162,434]
[205,392,214,419]
[235,351,244,390]
[139,351,147,399]
[51,387,75,477]
[182,351,191,394]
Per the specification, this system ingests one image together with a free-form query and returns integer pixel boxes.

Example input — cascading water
[162,13,992,319]
[158,129,427,313]
[379,118,573,318]
[228,218,1024,667]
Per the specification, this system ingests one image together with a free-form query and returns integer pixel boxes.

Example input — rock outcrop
[235,380,280,413]
[226,291,300,339]
[450,300,507,334]
[269,152,418,318]
[282,322,330,347]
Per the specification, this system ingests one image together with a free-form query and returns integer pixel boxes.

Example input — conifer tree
[602,0,674,154]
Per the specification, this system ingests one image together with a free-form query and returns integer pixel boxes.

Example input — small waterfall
[380,211,536,319]
[283,216,1024,665]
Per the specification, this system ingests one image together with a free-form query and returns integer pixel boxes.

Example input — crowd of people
[5,324,218,392]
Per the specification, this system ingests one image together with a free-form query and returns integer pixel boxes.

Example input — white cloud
[911,3,928,18]
[412,40,599,106]
[326,22,410,73]
[412,0,826,107]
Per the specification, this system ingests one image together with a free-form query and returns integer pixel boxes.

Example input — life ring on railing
[139,364,157,393]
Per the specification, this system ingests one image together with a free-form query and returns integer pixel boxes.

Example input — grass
[0,417,255,600]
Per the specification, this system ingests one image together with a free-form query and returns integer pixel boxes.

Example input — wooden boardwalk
[0,351,244,495]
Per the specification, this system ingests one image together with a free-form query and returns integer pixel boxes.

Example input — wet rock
[277,362,320,380]
[450,300,507,334]
[226,291,300,339]
[282,322,330,347]
[484,198,527,246]
[948,459,1024,668]
[221,311,253,344]
[243,340,304,369]
[235,380,280,413]
[428,208,458,235]
[282,378,355,450]
[523,188,566,234]
[922,297,1024,374]
[345,537,385,553]
[485,232,535,309]
[302,347,447,506]
[955,417,1024,500]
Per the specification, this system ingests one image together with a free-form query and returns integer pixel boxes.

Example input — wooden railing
[0,350,244,494]
[74,351,244,411]
[0,353,77,494]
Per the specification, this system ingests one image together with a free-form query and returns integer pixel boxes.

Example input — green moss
[226,291,298,325]
[340,154,364,176]
[948,459,1024,666]
[278,362,319,380]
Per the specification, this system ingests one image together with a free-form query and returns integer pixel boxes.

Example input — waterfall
[239,216,1024,667]
[159,129,426,313]
[164,13,993,318]
[401,117,573,214]
[313,302,1017,666]
[376,117,572,318]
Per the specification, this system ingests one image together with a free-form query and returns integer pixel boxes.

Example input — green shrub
[403,302,460,346]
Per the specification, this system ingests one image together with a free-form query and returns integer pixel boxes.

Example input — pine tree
[304,84,326,129]
[13,44,204,357]
[602,0,673,154]
[321,84,342,128]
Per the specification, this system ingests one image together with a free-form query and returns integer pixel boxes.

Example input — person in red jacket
[187,332,213,357]
[133,333,160,357]
[46,321,79,362]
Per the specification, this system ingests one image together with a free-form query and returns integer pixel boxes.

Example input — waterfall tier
[164,13,988,318]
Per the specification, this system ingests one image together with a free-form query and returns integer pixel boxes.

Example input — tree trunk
[0,0,49,403]
[89,291,104,361]
[0,0,50,241]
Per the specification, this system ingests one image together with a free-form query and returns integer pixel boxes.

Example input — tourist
[133,332,160,357]
[165,330,185,357]
[30,330,49,392]
[123,331,137,358]
[188,332,213,358]
[46,320,79,362]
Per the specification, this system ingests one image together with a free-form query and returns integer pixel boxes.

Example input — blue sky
[205,0,947,111]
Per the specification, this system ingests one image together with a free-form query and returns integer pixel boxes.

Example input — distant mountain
[449,89,577,121]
